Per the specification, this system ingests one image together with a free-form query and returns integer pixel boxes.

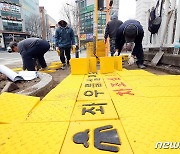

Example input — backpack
[148,0,164,43]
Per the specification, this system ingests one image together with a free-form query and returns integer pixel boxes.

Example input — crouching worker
[115,19,146,69]
[9,38,50,71]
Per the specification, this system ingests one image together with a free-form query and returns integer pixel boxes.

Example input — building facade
[21,0,41,37]
[78,0,119,44]
[0,0,57,50]
[0,0,27,49]
[78,0,106,44]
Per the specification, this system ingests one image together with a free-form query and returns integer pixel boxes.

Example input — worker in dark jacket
[115,19,146,69]
[55,20,75,69]
[104,13,123,56]
[9,38,50,71]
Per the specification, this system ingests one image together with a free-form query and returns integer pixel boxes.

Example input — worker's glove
[56,47,60,56]
[128,54,135,65]
[104,39,107,44]
[56,47,59,51]
[72,45,76,53]
[114,49,119,56]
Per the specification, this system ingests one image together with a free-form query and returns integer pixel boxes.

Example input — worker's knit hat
[124,24,138,43]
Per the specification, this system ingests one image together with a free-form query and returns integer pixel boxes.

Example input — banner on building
[80,34,86,40]
[86,33,93,41]
[0,3,20,13]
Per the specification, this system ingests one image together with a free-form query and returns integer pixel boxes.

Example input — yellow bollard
[72,45,76,53]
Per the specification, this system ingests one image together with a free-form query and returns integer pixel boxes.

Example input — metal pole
[105,0,110,56]
[174,0,180,42]
[93,0,98,54]
[76,1,81,58]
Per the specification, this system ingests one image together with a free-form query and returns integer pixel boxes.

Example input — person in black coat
[115,19,146,69]
[104,13,123,56]
[9,38,50,71]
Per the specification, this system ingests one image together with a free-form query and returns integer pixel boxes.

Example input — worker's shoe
[61,63,66,70]
[137,64,146,69]
[39,67,48,71]
[67,61,70,67]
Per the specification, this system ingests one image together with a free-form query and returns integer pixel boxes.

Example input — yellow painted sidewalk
[0,69,180,154]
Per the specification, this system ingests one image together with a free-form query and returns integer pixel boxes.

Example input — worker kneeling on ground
[9,38,50,71]
[115,19,146,69]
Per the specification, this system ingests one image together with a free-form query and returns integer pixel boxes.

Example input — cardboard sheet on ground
[0,65,38,82]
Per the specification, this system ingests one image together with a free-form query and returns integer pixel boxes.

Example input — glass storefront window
[2,21,22,32]
[6,0,20,4]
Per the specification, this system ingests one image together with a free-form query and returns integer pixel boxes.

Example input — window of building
[2,20,22,32]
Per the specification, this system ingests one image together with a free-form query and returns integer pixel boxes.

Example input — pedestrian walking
[104,13,123,56]
[55,20,75,69]
[115,19,146,69]
[9,38,50,71]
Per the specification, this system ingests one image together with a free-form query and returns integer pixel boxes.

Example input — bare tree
[25,14,42,37]
[59,3,79,34]
[59,5,72,26]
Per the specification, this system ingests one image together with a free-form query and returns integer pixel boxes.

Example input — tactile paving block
[0,92,40,123]
[113,97,157,118]
[0,124,14,148]
[43,85,81,101]
[120,76,159,87]
[0,122,69,154]
[50,61,62,65]
[77,87,111,101]
[102,74,132,90]
[121,116,180,154]
[81,75,106,89]
[117,69,155,77]
[12,67,22,72]
[43,75,84,101]
[48,64,62,70]
[60,120,133,154]
[146,97,180,117]
[27,100,75,122]
[114,96,180,118]
[143,76,180,87]
[71,100,118,121]
[137,87,180,97]
[83,74,103,82]
[40,69,56,73]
